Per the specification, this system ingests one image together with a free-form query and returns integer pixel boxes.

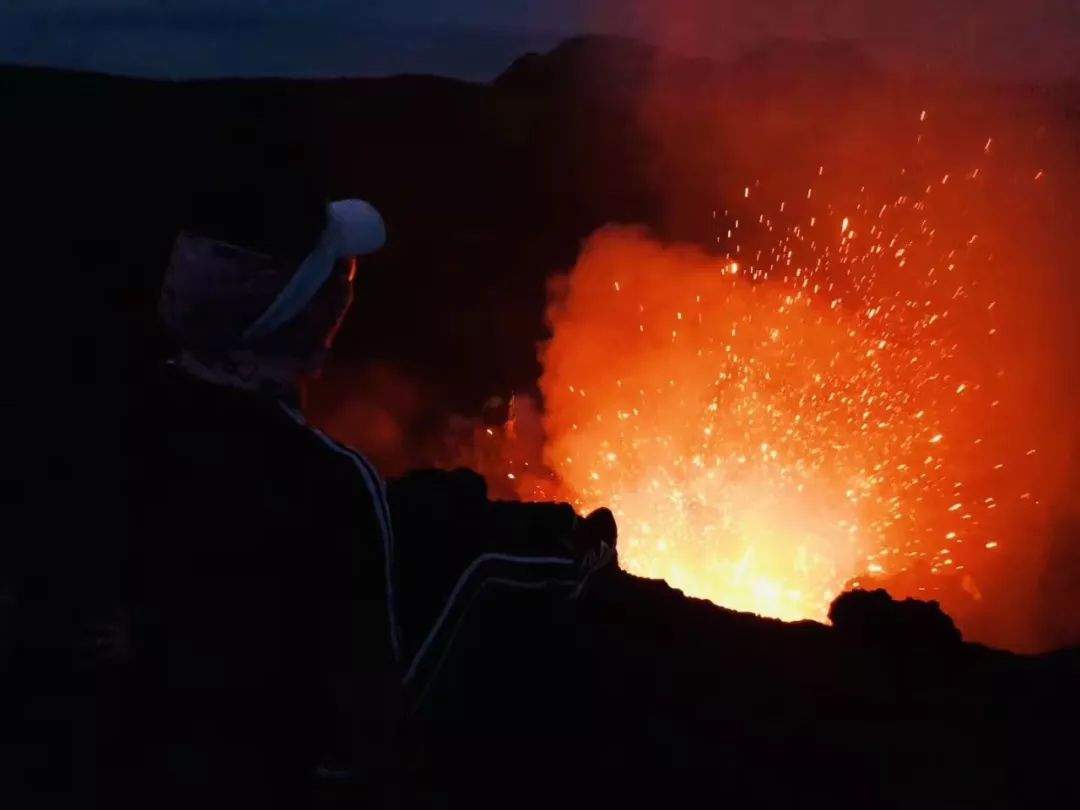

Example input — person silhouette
[134,193,401,806]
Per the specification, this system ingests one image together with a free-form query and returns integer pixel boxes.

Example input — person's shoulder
[273,400,385,496]
[278,409,390,545]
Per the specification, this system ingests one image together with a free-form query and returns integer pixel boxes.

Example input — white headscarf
[241,199,386,343]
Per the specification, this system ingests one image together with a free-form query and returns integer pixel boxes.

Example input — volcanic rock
[828,587,963,650]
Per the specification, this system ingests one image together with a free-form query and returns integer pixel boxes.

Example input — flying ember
[405,90,1080,650]
[521,153,1055,625]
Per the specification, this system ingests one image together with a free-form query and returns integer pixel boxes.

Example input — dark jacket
[133,363,398,802]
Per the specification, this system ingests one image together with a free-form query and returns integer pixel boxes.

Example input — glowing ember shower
[535,155,1058,623]
[409,90,1080,647]
[542,227,893,619]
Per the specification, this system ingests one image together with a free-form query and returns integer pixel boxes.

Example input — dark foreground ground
[390,471,1080,809]
[8,467,1079,808]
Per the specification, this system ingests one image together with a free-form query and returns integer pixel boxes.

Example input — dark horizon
[3,1,1077,83]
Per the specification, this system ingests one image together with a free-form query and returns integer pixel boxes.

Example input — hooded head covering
[160,199,386,354]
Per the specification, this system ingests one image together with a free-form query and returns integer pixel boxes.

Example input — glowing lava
[541,227,912,620]
[531,157,1052,622]
[398,96,1076,646]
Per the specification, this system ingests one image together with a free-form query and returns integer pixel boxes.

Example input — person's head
[160,192,385,385]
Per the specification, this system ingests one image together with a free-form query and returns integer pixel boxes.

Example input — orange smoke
[538,221,1000,622]
[545,228,882,620]
[506,34,1079,652]
[528,110,1078,647]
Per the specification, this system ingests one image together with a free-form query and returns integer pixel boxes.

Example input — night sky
[3,1,1077,82]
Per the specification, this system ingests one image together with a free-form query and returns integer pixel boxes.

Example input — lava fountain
[527,136,1072,630]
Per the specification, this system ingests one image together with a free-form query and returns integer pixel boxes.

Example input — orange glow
[536,223,981,621]
[502,124,1078,639]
